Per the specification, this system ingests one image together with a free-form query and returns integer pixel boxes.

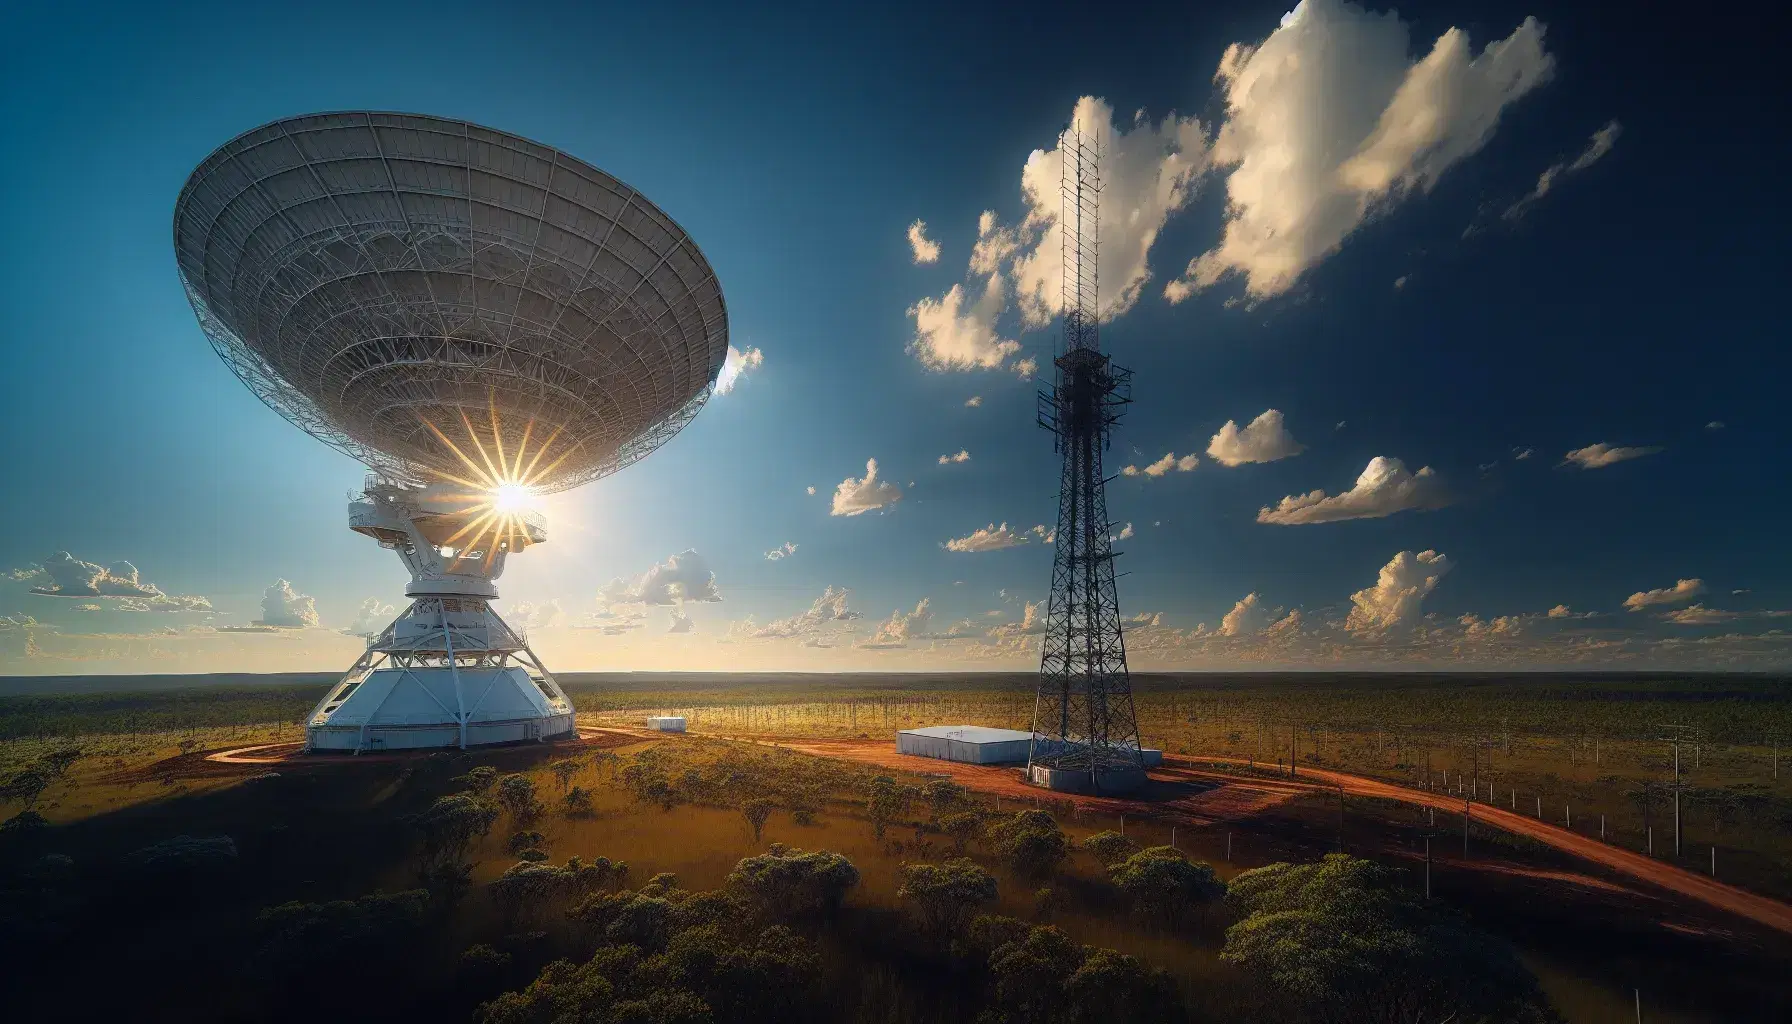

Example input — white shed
[897,725,1034,764]
[646,716,687,732]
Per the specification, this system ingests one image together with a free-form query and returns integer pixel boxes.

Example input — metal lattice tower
[1027,126,1143,791]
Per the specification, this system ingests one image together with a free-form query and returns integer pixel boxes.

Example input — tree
[411,793,499,870]
[256,890,429,988]
[1107,846,1223,928]
[459,765,499,795]
[1221,854,1556,1024]
[2,768,50,812]
[867,776,912,840]
[39,747,83,780]
[496,773,539,823]
[1081,829,1139,867]
[988,810,1068,877]
[984,925,1085,1022]
[923,778,964,818]
[940,811,982,853]
[740,797,776,844]
[897,859,997,940]
[726,846,860,919]
[1062,948,1180,1023]
[564,785,593,817]
[549,759,582,794]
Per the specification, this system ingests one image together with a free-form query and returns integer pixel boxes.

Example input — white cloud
[1563,443,1663,469]
[1029,524,1056,544]
[965,395,983,407]
[258,579,319,629]
[1112,522,1135,541]
[601,550,722,608]
[907,219,941,264]
[1221,592,1272,636]
[1008,96,1214,325]
[945,523,1029,553]
[1458,613,1523,637]
[806,486,817,496]
[12,551,211,612]
[1013,357,1038,380]
[1123,452,1199,477]
[765,542,798,561]
[831,458,904,516]
[1208,409,1306,466]
[1504,120,1622,220]
[1346,549,1452,634]
[510,599,566,630]
[1258,456,1447,525]
[862,598,934,648]
[1167,0,1553,302]
[1706,421,1725,431]
[347,598,396,635]
[1393,275,1408,289]
[667,609,695,634]
[714,345,764,395]
[991,600,1048,637]
[1661,604,1739,626]
[1513,447,1533,460]
[1624,579,1704,612]
[746,586,862,640]
[907,275,1023,372]
[938,449,971,465]
[1546,604,1576,619]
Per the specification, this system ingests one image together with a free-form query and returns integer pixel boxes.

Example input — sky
[2,0,1787,675]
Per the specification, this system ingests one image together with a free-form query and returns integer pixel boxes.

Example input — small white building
[897,725,1034,764]
[646,716,687,732]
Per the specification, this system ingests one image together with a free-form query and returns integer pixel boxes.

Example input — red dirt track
[755,736,1792,938]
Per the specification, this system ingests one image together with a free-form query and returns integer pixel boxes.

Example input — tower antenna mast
[1027,124,1145,793]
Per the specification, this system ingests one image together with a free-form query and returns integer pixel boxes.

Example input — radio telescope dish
[174,111,728,494]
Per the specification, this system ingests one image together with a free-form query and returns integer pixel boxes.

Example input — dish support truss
[302,478,573,752]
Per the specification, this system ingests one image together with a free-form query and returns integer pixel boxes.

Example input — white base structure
[898,725,1165,769]
[305,480,575,753]
[646,716,687,732]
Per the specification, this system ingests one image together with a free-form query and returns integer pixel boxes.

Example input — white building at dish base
[305,481,575,753]
[898,725,1163,769]
[646,716,687,732]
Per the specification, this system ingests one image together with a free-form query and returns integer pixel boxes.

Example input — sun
[493,483,534,513]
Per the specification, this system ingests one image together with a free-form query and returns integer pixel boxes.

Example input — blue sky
[2,0,1787,673]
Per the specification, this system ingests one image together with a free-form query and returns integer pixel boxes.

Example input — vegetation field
[3,671,1791,1023]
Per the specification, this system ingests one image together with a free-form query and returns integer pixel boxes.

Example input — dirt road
[751,735,1792,937]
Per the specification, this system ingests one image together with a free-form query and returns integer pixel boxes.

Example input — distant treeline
[0,684,330,739]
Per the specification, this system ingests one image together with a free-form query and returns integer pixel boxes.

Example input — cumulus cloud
[765,542,798,561]
[991,600,1048,637]
[1207,409,1305,466]
[862,598,934,648]
[907,219,941,264]
[1504,120,1622,220]
[1112,522,1135,541]
[258,579,320,629]
[945,523,1029,553]
[1513,447,1534,460]
[1006,96,1214,325]
[965,395,983,407]
[1220,593,1273,636]
[806,486,817,495]
[938,450,971,465]
[510,600,566,630]
[746,585,862,640]
[1347,549,1452,634]
[1028,524,1056,544]
[1661,604,1739,626]
[601,550,722,609]
[907,275,1023,372]
[12,551,212,612]
[1706,421,1725,431]
[1167,0,1553,302]
[1562,443,1663,469]
[1122,452,1199,477]
[347,598,396,635]
[1258,456,1447,525]
[714,345,764,395]
[831,459,904,516]
[1623,579,1704,612]
[667,609,695,634]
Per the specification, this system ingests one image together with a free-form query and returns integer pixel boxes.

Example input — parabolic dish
[174,111,728,493]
